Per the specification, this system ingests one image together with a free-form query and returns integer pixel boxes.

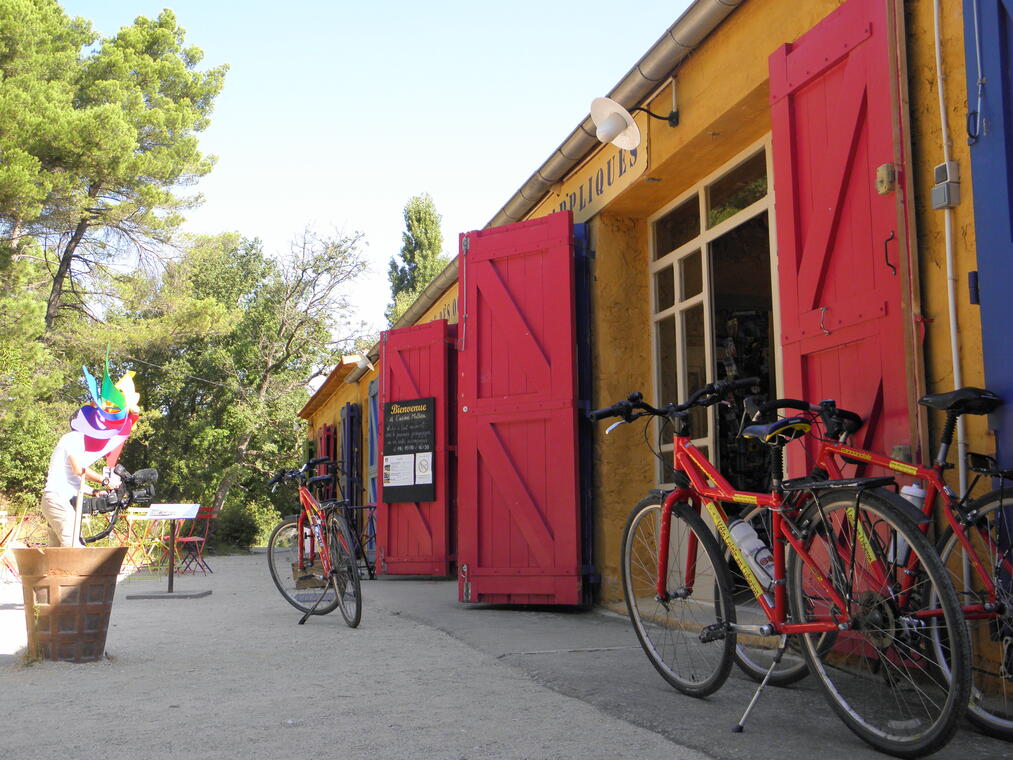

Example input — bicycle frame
[815,439,1005,619]
[294,484,335,576]
[659,434,881,636]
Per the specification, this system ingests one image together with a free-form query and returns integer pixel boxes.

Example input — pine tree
[386,193,449,324]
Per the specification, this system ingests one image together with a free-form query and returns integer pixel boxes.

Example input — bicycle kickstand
[734,634,789,733]
[298,583,333,625]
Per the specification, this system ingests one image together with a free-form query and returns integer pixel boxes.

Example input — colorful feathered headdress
[70,358,141,468]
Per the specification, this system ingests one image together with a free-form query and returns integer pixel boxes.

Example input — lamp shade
[590,97,641,150]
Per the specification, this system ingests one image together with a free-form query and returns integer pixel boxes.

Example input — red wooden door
[314,424,336,501]
[377,320,451,575]
[770,0,920,475]
[456,211,582,605]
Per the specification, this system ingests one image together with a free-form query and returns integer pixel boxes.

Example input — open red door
[377,319,451,575]
[770,0,921,474]
[456,211,582,605]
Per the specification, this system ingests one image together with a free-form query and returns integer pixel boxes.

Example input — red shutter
[456,211,582,605]
[770,0,919,474]
[377,320,451,575]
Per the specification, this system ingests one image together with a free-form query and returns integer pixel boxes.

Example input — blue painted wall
[964,0,1013,465]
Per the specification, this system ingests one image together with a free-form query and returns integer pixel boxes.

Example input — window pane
[654,196,700,258]
[680,250,702,301]
[654,265,675,312]
[710,212,775,492]
[683,303,708,437]
[707,151,767,228]
[656,315,678,406]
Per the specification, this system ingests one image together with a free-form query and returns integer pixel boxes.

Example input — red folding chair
[175,504,218,575]
[0,512,29,581]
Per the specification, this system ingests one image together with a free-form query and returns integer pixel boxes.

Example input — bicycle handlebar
[589,377,761,423]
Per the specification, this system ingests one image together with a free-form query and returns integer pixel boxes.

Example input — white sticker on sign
[145,503,200,519]
[415,452,433,484]
[383,454,415,487]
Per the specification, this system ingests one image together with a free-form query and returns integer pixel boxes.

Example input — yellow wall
[588,213,652,608]
[903,1,989,467]
[416,284,459,325]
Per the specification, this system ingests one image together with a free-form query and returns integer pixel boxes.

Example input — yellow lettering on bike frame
[704,501,766,602]
[838,447,872,461]
[888,460,919,476]
[732,494,759,505]
[846,506,878,564]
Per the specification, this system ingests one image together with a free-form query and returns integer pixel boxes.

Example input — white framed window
[649,137,779,487]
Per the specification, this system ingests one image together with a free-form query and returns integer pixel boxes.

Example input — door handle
[883,230,897,276]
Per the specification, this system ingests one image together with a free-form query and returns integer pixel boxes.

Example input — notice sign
[382,397,436,503]
[144,503,200,520]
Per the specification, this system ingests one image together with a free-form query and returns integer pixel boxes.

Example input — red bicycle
[266,457,362,628]
[733,387,1012,739]
[592,378,971,757]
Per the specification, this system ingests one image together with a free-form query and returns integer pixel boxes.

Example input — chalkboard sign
[381,397,435,503]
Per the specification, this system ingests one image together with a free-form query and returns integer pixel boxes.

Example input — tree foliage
[116,230,367,519]
[0,2,228,330]
[0,5,371,544]
[386,193,449,324]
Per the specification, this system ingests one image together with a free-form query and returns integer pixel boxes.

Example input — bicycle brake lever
[605,419,629,435]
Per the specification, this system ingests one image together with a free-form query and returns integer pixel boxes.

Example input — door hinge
[875,163,897,195]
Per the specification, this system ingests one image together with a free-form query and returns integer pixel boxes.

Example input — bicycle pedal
[699,622,729,643]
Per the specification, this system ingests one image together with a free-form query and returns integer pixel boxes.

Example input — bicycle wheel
[728,504,810,686]
[787,488,970,757]
[327,512,362,628]
[934,487,1013,739]
[621,495,735,697]
[267,517,340,616]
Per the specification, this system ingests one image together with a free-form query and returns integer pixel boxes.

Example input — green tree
[0,253,69,509]
[0,6,228,330]
[386,193,448,324]
[113,230,368,520]
[0,0,94,261]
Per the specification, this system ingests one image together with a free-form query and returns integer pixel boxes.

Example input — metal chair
[175,504,218,575]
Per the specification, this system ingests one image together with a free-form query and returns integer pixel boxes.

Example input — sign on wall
[381,397,435,503]
[528,124,647,223]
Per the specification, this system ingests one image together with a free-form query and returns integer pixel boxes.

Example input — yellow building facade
[302,0,991,607]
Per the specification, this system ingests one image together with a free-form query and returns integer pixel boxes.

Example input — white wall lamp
[590,89,679,150]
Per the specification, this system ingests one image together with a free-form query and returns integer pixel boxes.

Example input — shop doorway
[650,143,777,492]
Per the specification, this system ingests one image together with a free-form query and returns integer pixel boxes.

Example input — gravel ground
[0,553,710,760]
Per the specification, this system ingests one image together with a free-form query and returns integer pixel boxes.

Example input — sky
[61,0,694,332]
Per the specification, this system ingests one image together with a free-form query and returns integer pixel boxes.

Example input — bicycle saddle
[918,387,1002,415]
[741,416,811,444]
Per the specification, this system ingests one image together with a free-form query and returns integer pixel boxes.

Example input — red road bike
[733,387,1012,739]
[266,457,362,628]
[592,378,971,757]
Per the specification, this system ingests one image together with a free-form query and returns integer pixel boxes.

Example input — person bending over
[40,428,119,547]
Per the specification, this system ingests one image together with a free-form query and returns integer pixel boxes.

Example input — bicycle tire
[728,504,811,686]
[327,512,362,628]
[933,486,1013,740]
[267,517,340,616]
[787,487,970,757]
[621,494,735,697]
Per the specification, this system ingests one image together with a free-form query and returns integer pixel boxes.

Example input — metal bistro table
[125,503,211,600]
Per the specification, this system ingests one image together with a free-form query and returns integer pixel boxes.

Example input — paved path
[0,554,703,760]
[1,552,1009,759]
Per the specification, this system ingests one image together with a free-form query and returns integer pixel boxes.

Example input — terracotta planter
[13,547,127,663]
